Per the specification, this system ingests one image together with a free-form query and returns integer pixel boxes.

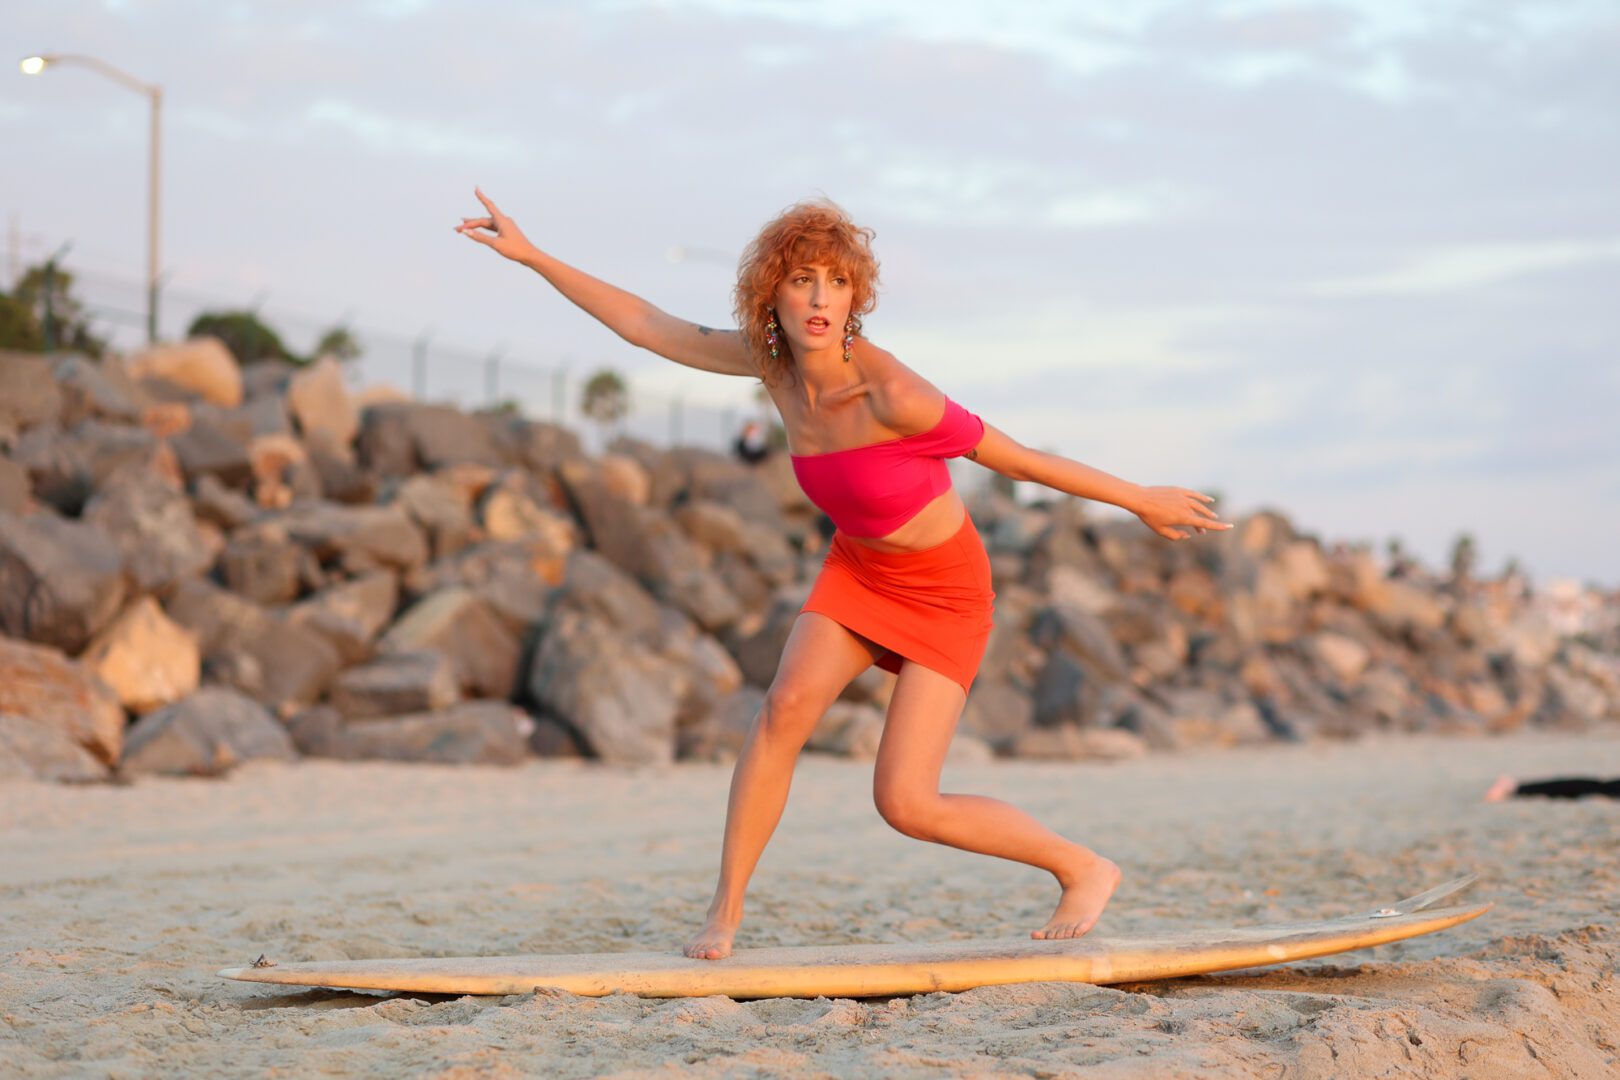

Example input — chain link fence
[13,251,765,456]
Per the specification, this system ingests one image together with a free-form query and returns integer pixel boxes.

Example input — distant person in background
[456,189,1231,961]
[733,419,770,464]
[1485,775,1620,801]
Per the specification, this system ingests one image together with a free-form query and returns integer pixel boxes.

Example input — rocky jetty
[1,342,1615,780]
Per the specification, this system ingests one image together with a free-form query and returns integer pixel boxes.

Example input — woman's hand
[1128,486,1232,541]
[454,187,537,263]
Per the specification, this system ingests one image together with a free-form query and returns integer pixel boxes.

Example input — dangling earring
[766,308,780,362]
[843,315,856,363]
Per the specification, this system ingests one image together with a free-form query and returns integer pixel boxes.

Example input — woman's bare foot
[683,905,742,960]
[1032,850,1121,940]
[1484,774,1518,803]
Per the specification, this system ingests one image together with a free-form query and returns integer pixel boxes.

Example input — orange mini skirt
[801,513,996,694]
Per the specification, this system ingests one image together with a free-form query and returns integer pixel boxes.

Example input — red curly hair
[733,199,880,384]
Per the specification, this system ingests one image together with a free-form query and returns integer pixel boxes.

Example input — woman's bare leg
[871,661,1121,940]
[684,613,884,960]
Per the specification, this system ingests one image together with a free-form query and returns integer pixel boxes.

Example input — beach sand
[2,729,1617,1078]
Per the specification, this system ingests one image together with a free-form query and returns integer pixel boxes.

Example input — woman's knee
[756,683,822,745]
[873,783,940,839]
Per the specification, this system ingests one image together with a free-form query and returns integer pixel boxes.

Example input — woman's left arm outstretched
[966,423,1231,541]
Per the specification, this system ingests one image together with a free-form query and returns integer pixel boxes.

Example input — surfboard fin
[1377,874,1479,917]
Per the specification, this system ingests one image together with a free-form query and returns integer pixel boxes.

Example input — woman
[456,190,1231,960]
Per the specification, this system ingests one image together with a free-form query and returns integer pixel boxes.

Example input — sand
[2,729,1617,1078]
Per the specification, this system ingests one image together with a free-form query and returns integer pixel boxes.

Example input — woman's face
[772,263,853,359]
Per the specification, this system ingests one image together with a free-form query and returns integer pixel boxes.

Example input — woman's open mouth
[806,317,829,334]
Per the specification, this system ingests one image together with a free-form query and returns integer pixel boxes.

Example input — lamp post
[20,53,163,345]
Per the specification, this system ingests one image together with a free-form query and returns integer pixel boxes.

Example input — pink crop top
[790,398,986,537]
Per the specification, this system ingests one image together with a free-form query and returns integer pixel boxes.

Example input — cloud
[301,98,530,162]
[1307,238,1620,296]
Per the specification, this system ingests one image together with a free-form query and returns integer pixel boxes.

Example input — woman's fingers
[474,187,503,218]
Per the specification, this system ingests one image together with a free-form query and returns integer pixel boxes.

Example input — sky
[6,0,1618,586]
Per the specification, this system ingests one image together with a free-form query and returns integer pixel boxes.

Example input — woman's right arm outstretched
[455,188,756,377]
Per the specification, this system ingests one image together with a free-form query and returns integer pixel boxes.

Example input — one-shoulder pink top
[790,398,986,538]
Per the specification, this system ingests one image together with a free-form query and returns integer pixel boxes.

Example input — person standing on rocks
[456,190,1232,960]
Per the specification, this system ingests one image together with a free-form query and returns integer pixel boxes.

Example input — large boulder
[527,605,687,765]
[288,701,532,765]
[81,464,214,593]
[11,419,172,516]
[0,510,128,653]
[0,637,126,766]
[0,713,108,782]
[120,687,297,776]
[285,571,400,665]
[79,595,200,715]
[380,587,521,700]
[0,352,64,440]
[163,578,342,716]
[285,356,360,448]
[329,649,459,720]
[124,337,243,408]
[277,502,429,575]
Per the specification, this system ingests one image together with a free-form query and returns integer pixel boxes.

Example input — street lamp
[20,52,163,345]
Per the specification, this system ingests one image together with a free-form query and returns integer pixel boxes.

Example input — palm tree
[581,367,629,444]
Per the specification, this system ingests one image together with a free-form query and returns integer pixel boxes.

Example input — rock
[527,605,687,765]
[356,402,506,476]
[401,538,563,637]
[491,417,583,476]
[278,502,429,575]
[0,510,128,653]
[394,472,480,560]
[124,338,243,407]
[329,649,460,720]
[1007,724,1147,762]
[1309,631,1372,685]
[191,473,258,530]
[1029,603,1130,683]
[285,571,399,665]
[292,701,532,764]
[0,352,64,436]
[598,453,651,506]
[0,456,29,514]
[0,713,109,782]
[677,684,763,762]
[380,587,521,699]
[53,354,149,426]
[241,358,299,402]
[1153,688,1271,748]
[286,356,360,448]
[960,680,1036,750]
[529,713,589,759]
[218,525,315,605]
[727,584,813,688]
[304,430,375,504]
[163,577,342,716]
[247,432,314,509]
[168,416,254,488]
[12,419,170,515]
[120,687,297,776]
[1540,667,1609,727]
[81,464,213,593]
[479,474,577,546]
[676,500,797,585]
[79,596,200,715]
[808,701,886,759]
[1045,564,1117,616]
[666,447,789,531]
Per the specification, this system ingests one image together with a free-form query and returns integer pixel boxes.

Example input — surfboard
[219,875,1488,1000]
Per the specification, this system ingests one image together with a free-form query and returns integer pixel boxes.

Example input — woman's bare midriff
[843,488,967,553]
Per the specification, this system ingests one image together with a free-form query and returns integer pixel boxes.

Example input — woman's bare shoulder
[858,341,945,433]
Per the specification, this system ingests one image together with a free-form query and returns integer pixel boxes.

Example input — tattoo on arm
[967,448,979,460]
[694,324,714,336]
